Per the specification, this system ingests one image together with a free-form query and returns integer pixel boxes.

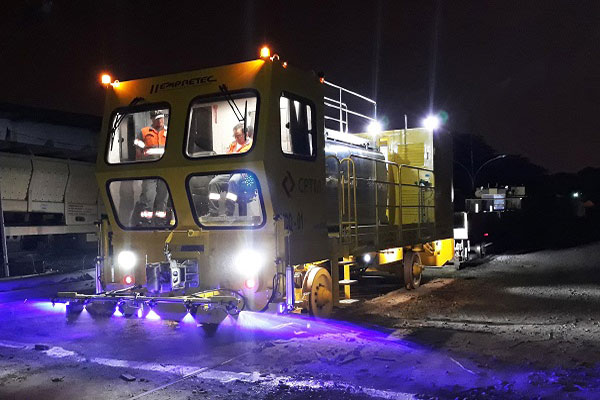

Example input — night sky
[3,0,599,172]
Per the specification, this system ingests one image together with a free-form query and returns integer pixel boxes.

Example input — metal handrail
[339,157,358,247]
[328,150,436,248]
[323,80,376,134]
[348,154,435,245]
[324,80,377,104]
[326,155,343,237]
[324,97,350,132]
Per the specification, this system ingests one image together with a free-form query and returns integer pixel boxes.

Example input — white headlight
[363,254,372,263]
[117,250,137,271]
[234,249,264,276]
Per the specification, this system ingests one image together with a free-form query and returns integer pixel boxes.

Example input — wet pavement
[1,243,600,399]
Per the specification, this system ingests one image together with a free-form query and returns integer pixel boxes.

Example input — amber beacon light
[260,46,271,59]
[101,73,120,88]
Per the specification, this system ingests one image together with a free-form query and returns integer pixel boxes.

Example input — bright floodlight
[423,115,440,130]
[572,192,580,198]
[367,120,382,135]
[101,74,111,85]
[234,249,264,276]
[117,250,137,271]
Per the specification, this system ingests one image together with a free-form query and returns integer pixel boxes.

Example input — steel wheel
[403,251,422,290]
[304,266,333,318]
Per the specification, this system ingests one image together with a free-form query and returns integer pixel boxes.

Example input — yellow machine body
[93,56,455,318]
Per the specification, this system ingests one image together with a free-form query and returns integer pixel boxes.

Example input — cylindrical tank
[325,139,388,229]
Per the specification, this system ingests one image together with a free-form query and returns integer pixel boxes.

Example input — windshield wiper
[109,97,145,151]
[219,84,248,135]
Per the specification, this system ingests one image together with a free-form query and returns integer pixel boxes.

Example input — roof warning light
[260,46,270,59]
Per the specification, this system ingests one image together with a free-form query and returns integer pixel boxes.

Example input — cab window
[107,178,176,229]
[187,171,265,229]
[185,92,258,158]
[106,104,170,164]
[280,93,316,158]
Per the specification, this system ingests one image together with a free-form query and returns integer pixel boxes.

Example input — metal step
[339,279,358,285]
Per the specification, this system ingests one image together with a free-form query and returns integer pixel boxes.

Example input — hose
[259,272,284,313]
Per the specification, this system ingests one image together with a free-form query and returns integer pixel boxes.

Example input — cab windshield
[187,171,265,228]
[186,92,258,158]
[107,104,170,164]
[108,178,176,230]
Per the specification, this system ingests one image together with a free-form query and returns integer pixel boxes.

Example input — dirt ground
[340,240,600,397]
[349,242,600,367]
[0,242,599,399]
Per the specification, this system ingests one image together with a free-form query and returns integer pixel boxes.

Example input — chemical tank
[325,135,388,229]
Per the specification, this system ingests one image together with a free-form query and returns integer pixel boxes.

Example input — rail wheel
[403,251,423,290]
[304,266,333,318]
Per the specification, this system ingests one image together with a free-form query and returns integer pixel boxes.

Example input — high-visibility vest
[226,139,252,154]
[141,127,167,148]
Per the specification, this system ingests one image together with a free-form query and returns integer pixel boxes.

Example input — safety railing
[339,157,359,247]
[329,153,435,248]
[326,154,360,247]
[396,163,436,240]
[323,80,377,134]
[324,97,349,133]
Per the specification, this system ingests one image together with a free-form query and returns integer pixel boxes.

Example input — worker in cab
[226,122,252,153]
[206,123,253,217]
[131,110,169,225]
[134,110,167,160]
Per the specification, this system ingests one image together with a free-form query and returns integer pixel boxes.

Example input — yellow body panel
[419,239,455,267]
[378,247,403,265]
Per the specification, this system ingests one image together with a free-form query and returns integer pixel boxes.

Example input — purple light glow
[220,314,237,327]
[113,307,123,317]
[32,301,67,313]
[1,300,590,397]
[233,311,412,348]
[137,308,143,318]
[145,309,161,320]
[181,313,196,324]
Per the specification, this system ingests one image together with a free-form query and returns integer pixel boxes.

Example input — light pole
[455,154,507,193]
[0,178,9,277]
[422,112,507,194]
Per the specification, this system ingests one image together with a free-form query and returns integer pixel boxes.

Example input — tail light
[244,278,257,290]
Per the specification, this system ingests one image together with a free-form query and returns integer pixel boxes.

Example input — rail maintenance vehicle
[57,47,455,333]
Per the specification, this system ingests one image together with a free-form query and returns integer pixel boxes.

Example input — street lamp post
[455,154,507,193]
[421,112,507,195]
[0,178,9,277]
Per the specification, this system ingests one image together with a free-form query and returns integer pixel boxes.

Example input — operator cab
[104,91,266,229]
